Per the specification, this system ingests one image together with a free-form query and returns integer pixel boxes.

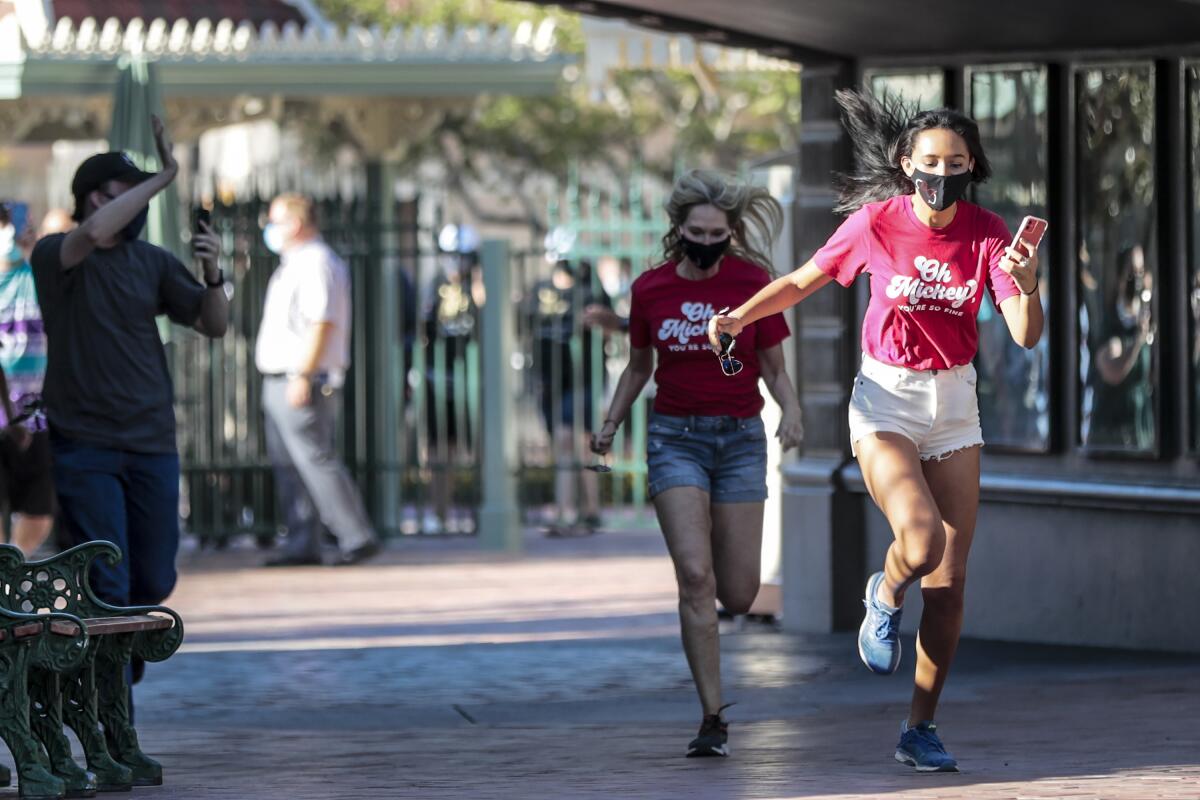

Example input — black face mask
[682,235,730,270]
[122,205,150,241]
[909,168,972,212]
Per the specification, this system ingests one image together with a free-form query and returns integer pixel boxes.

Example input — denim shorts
[646,413,768,503]
[848,354,984,461]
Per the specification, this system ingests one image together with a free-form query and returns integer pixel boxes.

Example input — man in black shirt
[31,115,228,612]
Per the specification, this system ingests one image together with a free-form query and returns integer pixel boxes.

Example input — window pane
[970,67,1050,449]
[1077,66,1158,453]
[866,70,944,107]
[1190,66,1200,451]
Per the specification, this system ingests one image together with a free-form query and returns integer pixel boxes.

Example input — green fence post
[478,239,521,552]
[367,160,402,537]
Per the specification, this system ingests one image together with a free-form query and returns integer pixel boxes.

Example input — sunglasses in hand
[715,332,743,377]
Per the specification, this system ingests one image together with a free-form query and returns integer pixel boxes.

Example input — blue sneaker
[858,571,902,675]
[895,720,959,772]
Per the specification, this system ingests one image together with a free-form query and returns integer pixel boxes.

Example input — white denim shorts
[848,354,984,461]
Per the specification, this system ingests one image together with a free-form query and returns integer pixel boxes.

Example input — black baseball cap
[70,152,154,221]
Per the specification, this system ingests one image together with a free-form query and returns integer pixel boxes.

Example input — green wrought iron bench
[0,547,89,800]
[0,542,184,799]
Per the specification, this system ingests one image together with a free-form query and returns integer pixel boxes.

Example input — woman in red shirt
[711,90,1044,771]
[591,169,803,758]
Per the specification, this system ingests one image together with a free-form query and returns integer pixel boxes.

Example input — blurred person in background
[0,202,54,556]
[256,193,381,566]
[420,224,483,534]
[529,256,612,536]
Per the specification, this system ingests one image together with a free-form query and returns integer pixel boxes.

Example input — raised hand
[151,114,179,179]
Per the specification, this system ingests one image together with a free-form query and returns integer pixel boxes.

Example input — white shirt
[254,239,352,386]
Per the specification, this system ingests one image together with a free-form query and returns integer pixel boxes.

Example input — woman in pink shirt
[592,170,803,758]
[710,90,1044,771]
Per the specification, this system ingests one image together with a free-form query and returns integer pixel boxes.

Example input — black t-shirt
[31,233,205,454]
[528,278,612,392]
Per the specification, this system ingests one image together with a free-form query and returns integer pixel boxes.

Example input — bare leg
[653,487,722,715]
[431,468,451,531]
[578,432,600,521]
[553,427,578,523]
[12,516,54,559]
[855,433,946,609]
[709,502,764,615]
[911,446,980,723]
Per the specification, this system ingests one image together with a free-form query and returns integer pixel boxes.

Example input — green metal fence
[174,191,481,544]
[175,166,670,545]
[519,165,669,525]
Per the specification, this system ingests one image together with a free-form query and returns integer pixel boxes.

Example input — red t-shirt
[629,256,790,417]
[813,195,1020,370]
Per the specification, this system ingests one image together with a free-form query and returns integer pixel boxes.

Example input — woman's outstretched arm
[708,260,834,347]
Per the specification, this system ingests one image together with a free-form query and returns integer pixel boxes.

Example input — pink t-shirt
[813,195,1020,370]
[629,256,790,418]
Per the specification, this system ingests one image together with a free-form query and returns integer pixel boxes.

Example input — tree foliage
[313,0,800,225]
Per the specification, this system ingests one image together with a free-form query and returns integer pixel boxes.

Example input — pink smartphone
[1011,215,1048,256]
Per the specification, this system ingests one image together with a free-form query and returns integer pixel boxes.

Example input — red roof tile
[51,0,309,29]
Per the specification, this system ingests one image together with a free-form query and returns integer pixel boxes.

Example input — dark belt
[261,372,329,381]
[653,413,757,433]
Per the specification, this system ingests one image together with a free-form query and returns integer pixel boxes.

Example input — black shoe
[686,710,730,758]
[334,540,381,566]
[263,554,323,567]
[545,516,601,538]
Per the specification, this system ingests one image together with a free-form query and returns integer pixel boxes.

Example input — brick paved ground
[11,528,1198,799]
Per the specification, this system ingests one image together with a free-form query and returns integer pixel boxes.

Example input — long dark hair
[833,88,992,216]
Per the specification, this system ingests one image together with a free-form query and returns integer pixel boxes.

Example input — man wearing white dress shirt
[255,193,379,567]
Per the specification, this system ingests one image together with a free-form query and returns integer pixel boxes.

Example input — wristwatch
[204,268,225,287]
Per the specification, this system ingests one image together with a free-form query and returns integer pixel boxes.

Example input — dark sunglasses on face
[715,332,743,377]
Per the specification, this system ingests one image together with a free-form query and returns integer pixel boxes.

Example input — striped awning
[0,14,572,99]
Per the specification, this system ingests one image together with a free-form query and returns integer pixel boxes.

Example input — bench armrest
[16,541,123,618]
[121,605,185,662]
[0,602,89,672]
[32,611,89,672]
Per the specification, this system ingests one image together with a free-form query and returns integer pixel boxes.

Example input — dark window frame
[1073,60,1161,460]
[1188,63,1200,455]
[964,62,1053,455]
[862,68,946,107]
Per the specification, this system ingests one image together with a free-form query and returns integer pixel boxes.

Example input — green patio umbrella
[109,53,185,262]
[109,53,186,342]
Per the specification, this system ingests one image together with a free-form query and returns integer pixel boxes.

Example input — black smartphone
[195,207,211,233]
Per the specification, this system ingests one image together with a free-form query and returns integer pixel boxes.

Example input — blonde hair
[661,169,783,273]
[271,193,318,229]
